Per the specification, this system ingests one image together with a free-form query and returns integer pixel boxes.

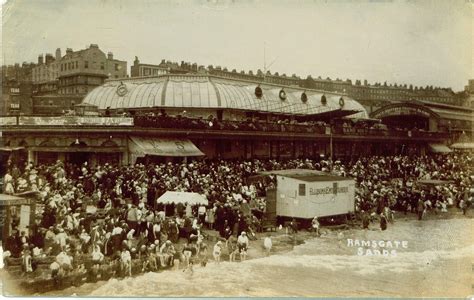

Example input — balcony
[0,115,452,142]
[132,115,452,141]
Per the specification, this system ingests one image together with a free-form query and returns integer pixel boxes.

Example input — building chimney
[45,53,54,64]
[89,44,99,49]
[107,52,114,60]
[66,48,73,55]
[55,48,61,60]
[38,54,44,64]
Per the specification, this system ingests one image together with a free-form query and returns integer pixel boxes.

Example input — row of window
[141,67,166,76]
[58,87,88,94]
[37,100,76,106]
[33,72,59,82]
[60,60,106,71]
[59,61,122,72]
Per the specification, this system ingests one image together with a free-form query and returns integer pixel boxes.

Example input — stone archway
[68,140,89,166]
[98,140,121,165]
[37,140,59,165]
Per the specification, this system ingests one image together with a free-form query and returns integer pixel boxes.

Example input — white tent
[156,191,208,206]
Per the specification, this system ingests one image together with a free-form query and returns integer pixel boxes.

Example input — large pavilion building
[0,74,471,168]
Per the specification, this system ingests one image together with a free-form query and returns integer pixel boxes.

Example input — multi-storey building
[1,62,35,84]
[57,44,127,95]
[1,82,34,116]
[130,57,169,77]
[1,62,35,115]
[31,48,61,95]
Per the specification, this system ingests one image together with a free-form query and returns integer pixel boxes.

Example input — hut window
[298,184,306,196]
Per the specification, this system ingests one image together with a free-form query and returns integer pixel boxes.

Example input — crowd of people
[1,152,472,284]
[132,113,435,137]
[133,113,329,134]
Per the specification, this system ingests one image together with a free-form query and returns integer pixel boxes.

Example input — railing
[0,115,452,140]
[133,115,452,139]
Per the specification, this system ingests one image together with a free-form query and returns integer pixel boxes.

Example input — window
[61,64,63,71]
[100,62,105,70]
[85,61,89,69]
[298,183,306,196]
[75,61,78,68]
[115,63,119,71]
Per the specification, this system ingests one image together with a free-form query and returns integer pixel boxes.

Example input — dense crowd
[1,153,472,282]
[132,113,424,135]
[133,113,329,134]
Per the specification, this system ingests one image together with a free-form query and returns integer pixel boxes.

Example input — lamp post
[330,127,333,165]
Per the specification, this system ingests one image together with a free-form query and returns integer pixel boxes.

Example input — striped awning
[129,137,204,157]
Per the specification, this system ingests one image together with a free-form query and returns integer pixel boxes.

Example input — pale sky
[1,0,473,91]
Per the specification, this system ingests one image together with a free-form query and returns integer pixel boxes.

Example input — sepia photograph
[0,0,473,298]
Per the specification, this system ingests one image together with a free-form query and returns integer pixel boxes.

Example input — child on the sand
[263,234,272,256]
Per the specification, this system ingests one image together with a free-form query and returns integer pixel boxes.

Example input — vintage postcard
[0,0,473,298]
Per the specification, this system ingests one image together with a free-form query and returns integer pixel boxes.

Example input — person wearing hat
[380,213,388,231]
[311,216,321,236]
[212,241,223,263]
[91,244,104,275]
[21,247,33,274]
[237,231,249,261]
[159,240,175,267]
[417,198,425,221]
[182,242,194,267]
[142,244,158,272]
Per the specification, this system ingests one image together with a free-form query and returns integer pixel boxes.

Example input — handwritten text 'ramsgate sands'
[347,239,408,257]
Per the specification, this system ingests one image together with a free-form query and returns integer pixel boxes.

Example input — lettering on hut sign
[309,185,349,195]
[347,239,409,257]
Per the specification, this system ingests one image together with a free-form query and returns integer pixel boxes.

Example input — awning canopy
[0,147,25,151]
[156,191,208,206]
[450,142,474,150]
[429,143,452,153]
[129,137,204,157]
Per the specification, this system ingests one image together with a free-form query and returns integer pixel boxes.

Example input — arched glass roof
[83,74,368,118]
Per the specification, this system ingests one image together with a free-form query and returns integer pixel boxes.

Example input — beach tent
[156,191,208,206]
